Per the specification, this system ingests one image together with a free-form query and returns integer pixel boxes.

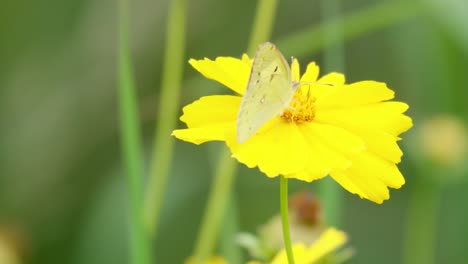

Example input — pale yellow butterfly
[236,42,300,143]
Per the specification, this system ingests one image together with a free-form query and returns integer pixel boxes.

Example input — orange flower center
[281,85,316,123]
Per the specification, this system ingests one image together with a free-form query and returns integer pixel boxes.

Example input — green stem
[319,0,344,227]
[219,194,242,264]
[320,0,345,72]
[247,0,279,54]
[191,0,279,261]
[144,0,186,237]
[192,148,238,263]
[277,1,424,56]
[118,0,151,263]
[320,178,342,227]
[403,179,441,264]
[280,176,295,264]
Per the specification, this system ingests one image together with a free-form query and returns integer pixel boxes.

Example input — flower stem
[403,178,441,264]
[319,0,344,227]
[280,176,295,264]
[118,0,151,263]
[320,0,345,72]
[191,0,279,262]
[220,194,242,264]
[143,0,186,238]
[192,148,238,263]
[277,1,424,57]
[247,0,279,54]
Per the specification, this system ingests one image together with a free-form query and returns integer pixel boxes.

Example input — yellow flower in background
[419,115,467,167]
[189,228,347,264]
[185,256,228,264]
[248,228,348,264]
[173,51,412,203]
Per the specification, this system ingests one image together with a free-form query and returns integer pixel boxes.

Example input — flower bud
[419,115,467,166]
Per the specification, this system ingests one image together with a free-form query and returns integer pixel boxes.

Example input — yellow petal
[180,95,240,128]
[331,151,405,203]
[316,102,412,163]
[331,172,387,203]
[318,72,345,85]
[364,152,405,189]
[290,123,360,182]
[172,95,240,144]
[328,123,402,163]
[226,120,308,177]
[300,65,344,100]
[189,56,252,95]
[305,122,365,157]
[316,81,394,110]
[351,127,404,163]
[300,62,319,83]
[271,243,308,264]
[317,102,412,136]
[306,228,348,263]
[172,124,233,145]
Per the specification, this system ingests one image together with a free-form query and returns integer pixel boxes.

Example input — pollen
[281,85,316,123]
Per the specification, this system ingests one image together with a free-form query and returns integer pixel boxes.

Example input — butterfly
[236,42,300,143]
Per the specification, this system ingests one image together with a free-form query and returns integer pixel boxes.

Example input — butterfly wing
[236,42,297,143]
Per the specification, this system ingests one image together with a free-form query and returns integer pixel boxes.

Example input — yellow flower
[248,228,348,264]
[185,256,228,264]
[173,54,412,203]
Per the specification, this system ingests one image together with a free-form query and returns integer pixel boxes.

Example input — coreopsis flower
[173,50,412,203]
[247,228,348,264]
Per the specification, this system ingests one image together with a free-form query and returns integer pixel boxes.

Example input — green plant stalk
[280,176,295,264]
[192,0,279,262]
[321,178,342,227]
[118,0,151,263]
[319,0,344,228]
[183,0,424,85]
[403,177,441,264]
[277,1,424,57]
[247,0,279,54]
[144,0,186,237]
[192,148,238,263]
[320,0,345,72]
[219,194,242,264]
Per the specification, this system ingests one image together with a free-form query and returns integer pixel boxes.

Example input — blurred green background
[1,0,467,263]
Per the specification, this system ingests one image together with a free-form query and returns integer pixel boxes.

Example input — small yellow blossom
[249,228,347,264]
[173,52,412,203]
[185,256,228,264]
[239,192,325,260]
